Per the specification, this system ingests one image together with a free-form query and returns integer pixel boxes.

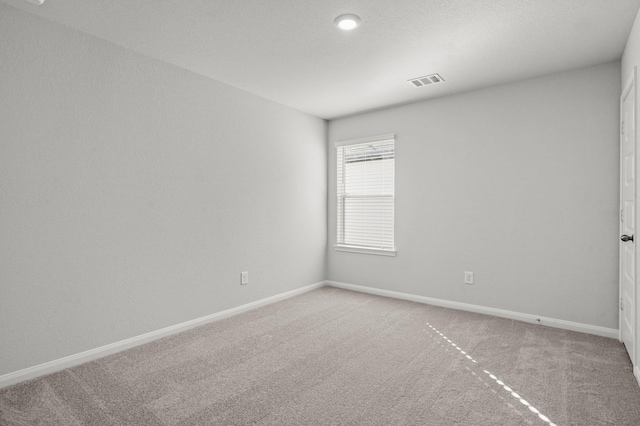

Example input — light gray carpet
[1,286,640,425]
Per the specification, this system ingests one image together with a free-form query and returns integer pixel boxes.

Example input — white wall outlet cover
[241,271,249,285]
[464,271,474,284]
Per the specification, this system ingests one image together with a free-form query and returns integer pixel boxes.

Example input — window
[335,134,395,256]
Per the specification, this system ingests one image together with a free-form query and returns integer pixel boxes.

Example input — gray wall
[328,62,621,329]
[623,6,640,87]
[0,4,327,376]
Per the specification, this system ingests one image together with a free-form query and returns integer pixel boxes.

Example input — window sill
[333,245,396,257]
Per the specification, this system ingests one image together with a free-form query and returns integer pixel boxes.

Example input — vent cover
[409,73,444,87]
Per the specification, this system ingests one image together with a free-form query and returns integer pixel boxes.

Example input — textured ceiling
[3,0,640,119]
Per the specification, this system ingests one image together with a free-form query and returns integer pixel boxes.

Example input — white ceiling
[3,0,640,119]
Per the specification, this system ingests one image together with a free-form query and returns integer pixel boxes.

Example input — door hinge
[621,298,624,311]
[621,121,625,135]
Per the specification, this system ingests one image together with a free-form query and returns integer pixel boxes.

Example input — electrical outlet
[241,271,249,285]
[464,271,474,284]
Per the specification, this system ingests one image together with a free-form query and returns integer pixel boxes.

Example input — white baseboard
[326,281,619,339]
[1,280,621,390]
[0,281,325,390]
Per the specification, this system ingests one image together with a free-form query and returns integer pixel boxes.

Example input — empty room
[3,0,640,425]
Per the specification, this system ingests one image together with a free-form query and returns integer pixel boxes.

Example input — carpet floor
[1,286,640,425]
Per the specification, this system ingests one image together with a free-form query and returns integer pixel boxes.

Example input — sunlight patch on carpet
[425,322,557,426]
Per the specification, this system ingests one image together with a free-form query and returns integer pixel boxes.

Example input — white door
[621,71,636,363]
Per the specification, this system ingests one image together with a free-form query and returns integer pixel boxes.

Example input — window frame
[334,134,396,257]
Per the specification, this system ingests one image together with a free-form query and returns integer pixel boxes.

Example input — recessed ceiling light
[334,14,361,31]
[26,0,45,4]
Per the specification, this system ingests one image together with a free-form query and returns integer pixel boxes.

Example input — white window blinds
[336,135,395,253]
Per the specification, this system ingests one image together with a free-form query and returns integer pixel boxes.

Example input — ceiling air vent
[409,73,444,87]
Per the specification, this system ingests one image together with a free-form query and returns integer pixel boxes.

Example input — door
[621,70,636,363]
